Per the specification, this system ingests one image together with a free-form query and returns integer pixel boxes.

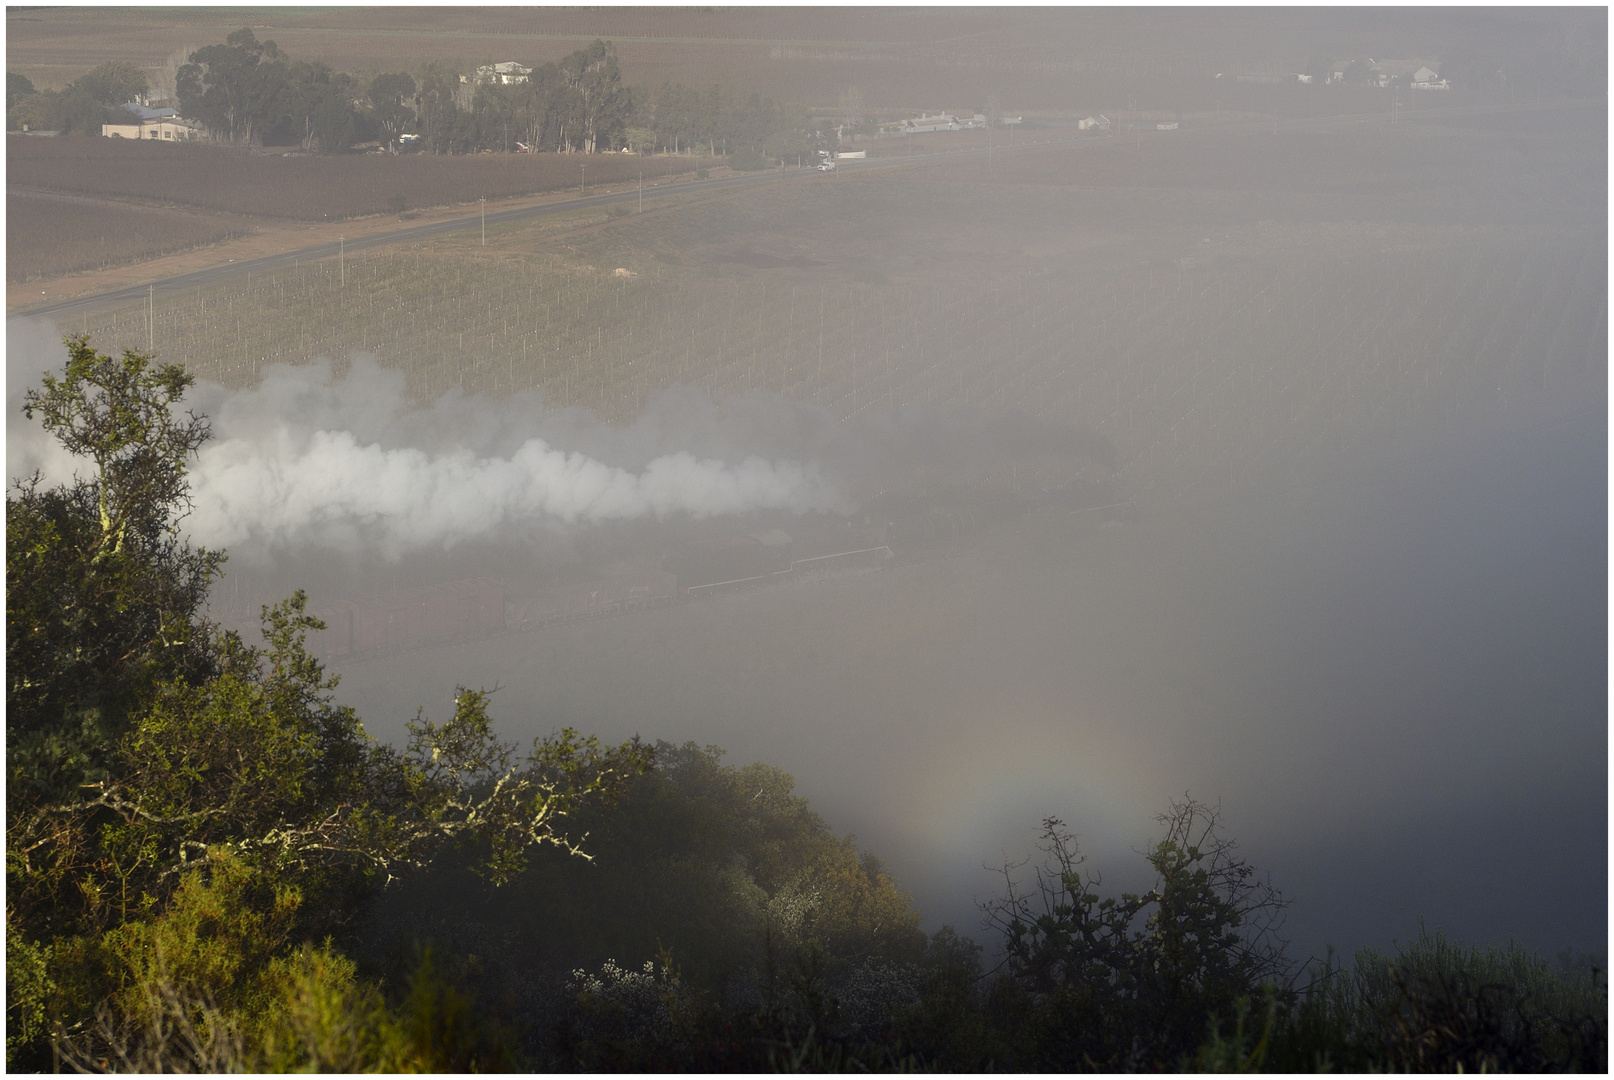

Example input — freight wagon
[308,578,504,661]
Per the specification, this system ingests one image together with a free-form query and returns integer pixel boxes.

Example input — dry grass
[8,191,245,282]
[9,135,694,223]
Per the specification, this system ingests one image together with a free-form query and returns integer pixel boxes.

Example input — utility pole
[638,169,643,213]
[148,284,153,352]
[480,197,485,245]
[339,235,345,285]
[580,163,586,194]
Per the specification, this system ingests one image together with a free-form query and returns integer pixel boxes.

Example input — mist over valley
[7,7,1604,1070]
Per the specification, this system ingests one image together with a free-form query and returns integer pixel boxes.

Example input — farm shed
[103,115,202,142]
[102,102,200,140]
[466,62,531,85]
[904,112,961,133]
[1411,66,1450,89]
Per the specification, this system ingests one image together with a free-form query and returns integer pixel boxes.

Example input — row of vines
[69,237,1603,511]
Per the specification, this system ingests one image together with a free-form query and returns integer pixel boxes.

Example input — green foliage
[557,40,629,153]
[6,63,145,135]
[74,61,148,107]
[6,919,54,1063]
[1260,930,1608,1072]
[42,855,515,1071]
[1194,985,1279,1072]
[255,943,405,1071]
[7,71,35,112]
[8,338,221,892]
[980,799,1290,1069]
[367,71,416,141]
[414,61,472,154]
[284,60,362,153]
[6,336,648,1069]
[357,740,928,1065]
[176,28,289,146]
[628,81,811,159]
[23,333,209,560]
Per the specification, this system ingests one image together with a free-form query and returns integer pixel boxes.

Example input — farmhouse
[465,62,531,86]
[1362,58,1443,87]
[904,112,960,133]
[102,102,202,141]
[1411,66,1450,90]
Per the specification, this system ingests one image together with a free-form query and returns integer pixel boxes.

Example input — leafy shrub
[980,799,1290,1069]
[5,336,647,1069]
[1263,929,1608,1072]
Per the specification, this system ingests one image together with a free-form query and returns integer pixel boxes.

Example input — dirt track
[7,171,702,314]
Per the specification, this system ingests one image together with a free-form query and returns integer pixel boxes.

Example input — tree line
[8,29,820,165]
[7,62,149,136]
[7,339,1605,1071]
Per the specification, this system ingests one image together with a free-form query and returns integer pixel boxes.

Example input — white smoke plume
[9,321,1110,567]
[7,323,850,563]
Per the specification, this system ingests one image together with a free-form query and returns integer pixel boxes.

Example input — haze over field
[7,6,1604,977]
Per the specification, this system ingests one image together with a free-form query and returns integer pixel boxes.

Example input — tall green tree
[414,62,472,154]
[7,71,35,112]
[471,82,518,153]
[366,71,416,142]
[285,60,360,153]
[9,337,220,810]
[74,60,149,107]
[6,337,650,1068]
[558,40,628,152]
[981,798,1291,1069]
[175,28,288,145]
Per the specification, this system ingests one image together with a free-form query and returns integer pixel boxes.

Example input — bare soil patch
[8,191,248,283]
[6,166,705,311]
[9,135,693,223]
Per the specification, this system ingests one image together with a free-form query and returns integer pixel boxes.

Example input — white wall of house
[102,118,202,140]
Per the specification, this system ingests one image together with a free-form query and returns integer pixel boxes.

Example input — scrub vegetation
[6,341,1604,1070]
[8,7,1605,1072]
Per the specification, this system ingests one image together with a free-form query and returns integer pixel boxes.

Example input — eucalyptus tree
[176,28,289,146]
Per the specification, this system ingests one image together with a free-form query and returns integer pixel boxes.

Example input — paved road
[11,99,1571,324]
